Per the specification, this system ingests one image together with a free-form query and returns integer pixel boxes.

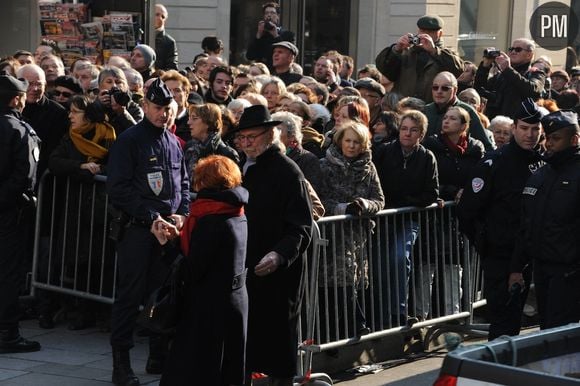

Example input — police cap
[0,74,28,95]
[145,78,174,106]
[541,110,580,135]
[515,98,544,124]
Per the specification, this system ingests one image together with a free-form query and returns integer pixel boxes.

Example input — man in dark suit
[154,4,179,71]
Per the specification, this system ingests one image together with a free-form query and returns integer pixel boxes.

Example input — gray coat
[319,145,384,286]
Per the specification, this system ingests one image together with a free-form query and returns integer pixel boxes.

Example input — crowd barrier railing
[31,173,487,376]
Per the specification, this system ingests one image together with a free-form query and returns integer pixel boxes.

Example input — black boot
[112,349,140,386]
[0,328,41,354]
[145,335,167,374]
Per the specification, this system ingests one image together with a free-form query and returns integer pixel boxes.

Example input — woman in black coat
[153,155,248,386]
[420,106,484,320]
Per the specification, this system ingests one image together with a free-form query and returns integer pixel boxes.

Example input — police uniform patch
[523,187,537,195]
[472,177,484,193]
[147,172,163,196]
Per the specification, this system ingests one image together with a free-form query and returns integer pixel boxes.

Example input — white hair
[227,98,251,111]
[271,111,304,143]
[16,64,46,82]
[489,115,514,129]
[309,103,331,126]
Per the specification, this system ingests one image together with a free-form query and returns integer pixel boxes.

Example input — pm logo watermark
[530,1,578,50]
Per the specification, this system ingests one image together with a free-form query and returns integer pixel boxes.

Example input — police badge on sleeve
[148,172,163,196]
[472,177,484,193]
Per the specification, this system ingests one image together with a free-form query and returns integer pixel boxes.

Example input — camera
[483,47,501,59]
[409,34,421,46]
[108,87,131,107]
[264,20,276,31]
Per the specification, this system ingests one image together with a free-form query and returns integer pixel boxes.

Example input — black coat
[246,27,296,69]
[155,29,179,71]
[21,95,69,182]
[287,146,324,194]
[475,61,545,120]
[160,187,249,386]
[373,140,439,208]
[0,108,39,210]
[457,140,544,265]
[242,145,312,377]
[511,147,580,272]
[423,135,485,201]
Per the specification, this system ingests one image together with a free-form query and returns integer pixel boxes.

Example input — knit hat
[134,44,156,69]
[54,75,83,94]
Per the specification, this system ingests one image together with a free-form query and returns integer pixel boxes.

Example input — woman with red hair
[152,155,248,386]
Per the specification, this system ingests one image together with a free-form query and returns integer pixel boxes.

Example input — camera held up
[409,34,421,46]
[483,47,501,59]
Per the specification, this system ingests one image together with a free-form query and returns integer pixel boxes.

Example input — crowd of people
[1,2,580,386]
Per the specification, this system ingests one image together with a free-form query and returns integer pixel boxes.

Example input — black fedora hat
[234,105,282,132]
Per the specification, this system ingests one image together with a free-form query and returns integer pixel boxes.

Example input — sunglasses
[432,85,453,92]
[508,47,528,53]
[54,90,73,98]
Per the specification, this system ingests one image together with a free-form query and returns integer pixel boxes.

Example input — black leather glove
[345,201,363,216]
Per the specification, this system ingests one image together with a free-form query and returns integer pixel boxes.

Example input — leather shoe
[0,336,41,354]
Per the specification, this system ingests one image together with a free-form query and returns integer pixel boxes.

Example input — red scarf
[180,198,244,256]
[442,133,468,155]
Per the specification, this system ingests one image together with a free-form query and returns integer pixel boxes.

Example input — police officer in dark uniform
[457,99,545,340]
[106,78,190,386]
[0,74,41,354]
[510,110,580,330]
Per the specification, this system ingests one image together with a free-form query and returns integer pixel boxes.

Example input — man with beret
[375,15,464,103]
[154,4,179,71]
[0,74,41,354]
[355,77,385,128]
[510,110,580,330]
[246,1,296,70]
[233,105,312,385]
[52,75,83,110]
[458,99,545,340]
[271,41,302,86]
[107,78,190,385]
[474,38,545,120]
[130,44,157,83]
[424,71,495,150]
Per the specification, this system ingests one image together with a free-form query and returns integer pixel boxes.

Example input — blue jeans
[388,219,419,319]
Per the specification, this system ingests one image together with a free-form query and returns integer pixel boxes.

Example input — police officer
[106,78,190,386]
[457,99,544,340]
[510,110,580,329]
[0,74,41,353]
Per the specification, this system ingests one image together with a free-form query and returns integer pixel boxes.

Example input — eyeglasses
[432,85,453,92]
[235,130,268,144]
[508,47,528,53]
[54,90,73,98]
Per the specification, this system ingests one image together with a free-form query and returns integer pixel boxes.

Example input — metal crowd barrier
[31,172,117,304]
[31,173,486,374]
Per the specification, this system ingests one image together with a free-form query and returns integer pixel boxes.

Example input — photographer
[474,38,545,120]
[375,15,463,103]
[246,2,296,70]
[96,67,143,135]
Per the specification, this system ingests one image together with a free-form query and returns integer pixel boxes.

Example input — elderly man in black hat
[355,77,385,127]
[106,78,190,385]
[234,105,312,385]
[510,110,580,330]
[271,41,302,86]
[375,15,464,103]
[0,74,41,354]
[458,99,545,341]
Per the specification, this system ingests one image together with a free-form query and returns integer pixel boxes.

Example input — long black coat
[161,187,249,386]
[242,145,312,378]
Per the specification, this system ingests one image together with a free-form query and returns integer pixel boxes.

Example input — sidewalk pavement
[0,319,160,385]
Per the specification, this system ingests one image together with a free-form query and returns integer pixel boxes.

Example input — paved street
[0,319,448,386]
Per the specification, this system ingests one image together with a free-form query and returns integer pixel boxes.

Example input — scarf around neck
[442,133,468,155]
[70,121,116,162]
[180,198,244,256]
